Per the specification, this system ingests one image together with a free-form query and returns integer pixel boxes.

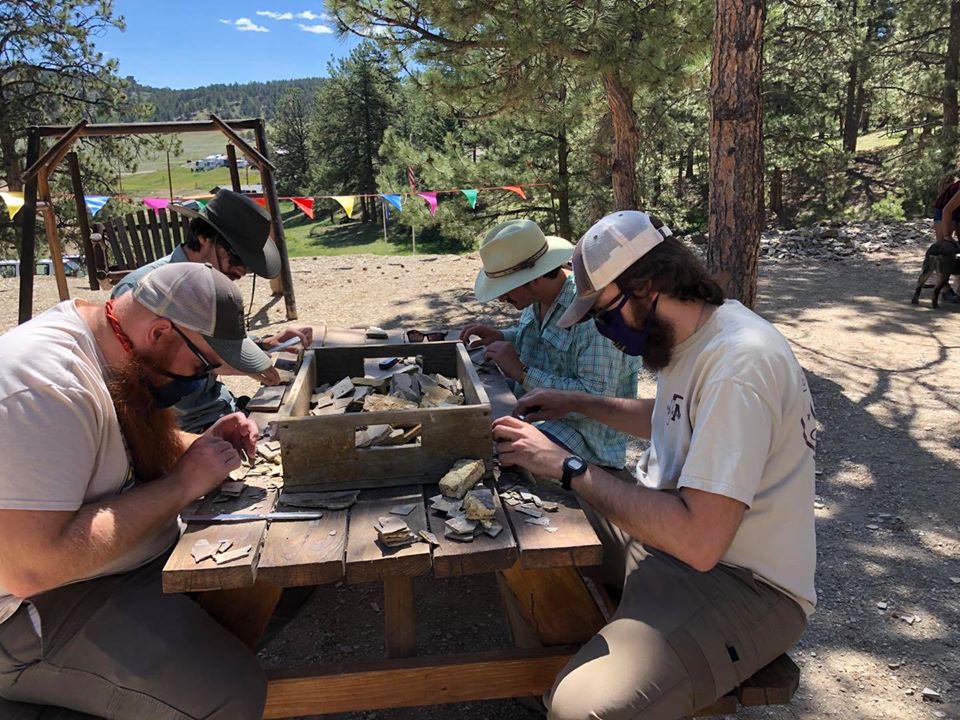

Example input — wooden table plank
[425,483,519,578]
[345,487,432,584]
[257,510,348,587]
[500,482,603,570]
[162,477,278,593]
[263,646,577,718]
[383,575,416,658]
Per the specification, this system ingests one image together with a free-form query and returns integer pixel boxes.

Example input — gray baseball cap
[132,263,272,374]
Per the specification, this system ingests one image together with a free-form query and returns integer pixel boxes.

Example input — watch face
[566,456,586,472]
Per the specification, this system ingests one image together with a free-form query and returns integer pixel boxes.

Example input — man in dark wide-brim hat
[112,189,313,432]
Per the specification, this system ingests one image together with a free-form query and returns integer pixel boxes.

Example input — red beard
[106,352,183,482]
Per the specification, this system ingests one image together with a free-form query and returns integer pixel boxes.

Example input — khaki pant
[0,557,266,720]
[545,501,807,720]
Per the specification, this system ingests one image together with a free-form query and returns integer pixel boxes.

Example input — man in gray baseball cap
[0,262,268,719]
[112,189,313,432]
[492,211,816,720]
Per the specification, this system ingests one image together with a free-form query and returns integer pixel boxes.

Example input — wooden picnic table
[162,326,799,719]
[162,327,609,719]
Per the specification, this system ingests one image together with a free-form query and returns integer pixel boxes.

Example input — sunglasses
[170,324,221,379]
[586,294,629,327]
[406,329,446,343]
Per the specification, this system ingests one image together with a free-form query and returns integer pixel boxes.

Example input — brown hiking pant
[545,502,808,720]
[0,557,265,720]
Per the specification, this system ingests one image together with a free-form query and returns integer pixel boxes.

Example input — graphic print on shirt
[798,372,818,452]
[666,393,684,425]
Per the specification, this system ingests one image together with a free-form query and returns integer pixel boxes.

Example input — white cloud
[297,11,325,20]
[256,10,294,20]
[235,17,270,32]
[218,18,232,24]
[299,22,333,34]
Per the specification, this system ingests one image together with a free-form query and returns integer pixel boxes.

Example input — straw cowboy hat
[474,219,574,302]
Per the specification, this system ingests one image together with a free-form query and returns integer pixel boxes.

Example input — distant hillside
[126,77,325,122]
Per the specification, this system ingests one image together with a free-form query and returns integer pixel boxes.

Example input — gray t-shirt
[636,300,818,614]
[0,302,179,625]
[112,247,238,432]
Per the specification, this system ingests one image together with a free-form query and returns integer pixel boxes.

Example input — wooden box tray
[276,341,493,490]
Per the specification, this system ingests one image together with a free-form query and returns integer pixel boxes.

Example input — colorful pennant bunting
[253,197,267,207]
[502,185,527,200]
[417,191,438,216]
[84,195,110,216]
[0,191,25,220]
[332,195,356,218]
[195,200,208,211]
[143,197,170,211]
[381,194,403,212]
[291,197,314,219]
[460,189,479,209]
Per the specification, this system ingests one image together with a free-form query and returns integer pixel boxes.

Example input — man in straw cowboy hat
[460,219,641,469]
[0,263,270,719]
[492,211,816,719]
[112,189,314,432]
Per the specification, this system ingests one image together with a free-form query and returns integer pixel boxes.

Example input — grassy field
[283,215,460,256]
[130,131,258,173]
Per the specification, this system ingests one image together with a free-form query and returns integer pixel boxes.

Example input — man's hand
[459,324,504,348]
[492,416,568,481]
[484,341,524,381]
[205,412,258,457]
[514,389,585,421]
[261,326,313,350]
[171,435,242,500]
[253,366,282,386]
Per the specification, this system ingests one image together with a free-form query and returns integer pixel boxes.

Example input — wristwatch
[561,455,587,491]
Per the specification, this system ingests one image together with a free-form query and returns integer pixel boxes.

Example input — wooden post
[226,144,242,192]
[199,581,282,650]
[67,152,99,290]
[18,128,41,323]
[253,119,298,320]
[383,576,416,658]
[37,169,70,302]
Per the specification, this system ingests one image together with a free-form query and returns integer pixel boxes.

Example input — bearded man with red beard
[0,263,270,719]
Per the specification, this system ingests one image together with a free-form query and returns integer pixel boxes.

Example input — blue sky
[101,2,362,89]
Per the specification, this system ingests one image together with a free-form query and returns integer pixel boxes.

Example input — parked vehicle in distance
[0,258,86,278]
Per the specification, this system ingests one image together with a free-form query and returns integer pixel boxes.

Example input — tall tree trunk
[770,165,785,225]
[944,0,960,153]
[708,0,766,308]
[842,60,861,152]
[556,130,572,240]
[676,152,685,198]
[685,145,695,179]
[602,70,639,211]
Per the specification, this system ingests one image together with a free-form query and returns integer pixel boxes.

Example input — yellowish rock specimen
[439,458,485,499]
[463,487,496,521]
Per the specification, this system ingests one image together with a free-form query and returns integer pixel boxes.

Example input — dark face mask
[594,295,659,357]
[149,372,208,408]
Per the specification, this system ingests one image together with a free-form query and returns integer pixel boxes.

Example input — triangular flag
[143,197,170,211]
[253,197,267,207]
[460,189,478,209]
[381,194,403,212]
[195,200,208,210]
[84,195,110,216]
[502,185,527,200]
[417,191,438,216]
[0,192,25,220]
[291,197,314,219]
[332,195,356,218]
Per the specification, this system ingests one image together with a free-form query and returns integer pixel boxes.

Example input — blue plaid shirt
[502,274,641,468]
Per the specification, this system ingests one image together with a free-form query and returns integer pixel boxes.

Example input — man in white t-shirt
[0,263,270,719]
[493,211,817,720]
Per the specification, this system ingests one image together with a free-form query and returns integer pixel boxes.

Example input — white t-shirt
[636,300,818,614]
[0,301,179,625]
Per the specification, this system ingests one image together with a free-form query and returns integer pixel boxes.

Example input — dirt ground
[2,242,958,720]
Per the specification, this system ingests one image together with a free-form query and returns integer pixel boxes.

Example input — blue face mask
[593,295,659,356]
[150,375,206,408]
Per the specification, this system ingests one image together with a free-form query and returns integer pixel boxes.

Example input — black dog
[912,239,960,308]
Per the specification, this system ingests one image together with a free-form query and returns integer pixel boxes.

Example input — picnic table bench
[162,327,799,719]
